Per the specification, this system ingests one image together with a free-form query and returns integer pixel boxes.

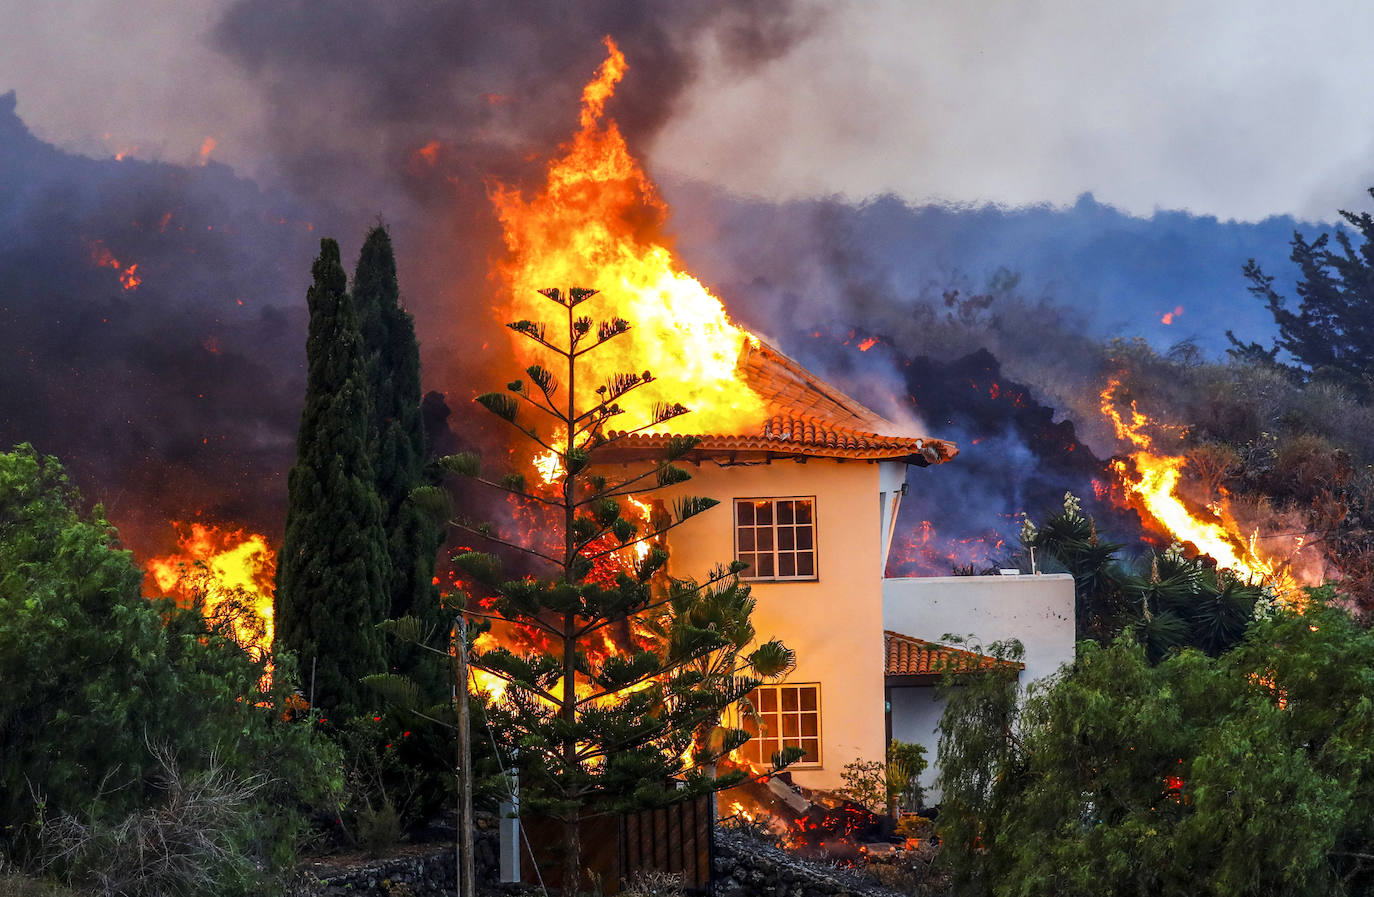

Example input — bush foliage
[937,588,1374,897]
[0,444,340,892]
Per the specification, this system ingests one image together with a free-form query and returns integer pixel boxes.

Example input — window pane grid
[741,684,821,766]
[735,497,817,581]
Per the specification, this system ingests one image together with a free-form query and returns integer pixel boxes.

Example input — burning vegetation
[145,521,276,658]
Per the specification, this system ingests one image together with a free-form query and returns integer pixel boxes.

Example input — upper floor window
[735,497,817,581]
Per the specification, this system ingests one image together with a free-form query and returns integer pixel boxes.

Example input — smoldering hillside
[0,90,320,553]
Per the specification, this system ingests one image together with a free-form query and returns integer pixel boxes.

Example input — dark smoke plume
[0,6,819,561]
[212,0,819,397]
[0,91,318,555]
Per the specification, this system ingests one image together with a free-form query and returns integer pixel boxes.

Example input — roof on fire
[883,630,1025,679]
[609,340,959,466]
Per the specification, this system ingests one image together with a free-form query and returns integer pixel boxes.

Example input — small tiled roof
[884,630,1025,678]
[610,341,958,466]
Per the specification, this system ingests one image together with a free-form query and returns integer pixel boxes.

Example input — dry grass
[38,749,268,897]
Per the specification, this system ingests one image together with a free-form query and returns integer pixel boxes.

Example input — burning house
[595,338,1076,795]
[600,337,954,791]
[480,38,1080,798]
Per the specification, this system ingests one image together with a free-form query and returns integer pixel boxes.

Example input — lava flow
[146,522,276,658]
[490,37,768,438]
[1100,379,1302,599]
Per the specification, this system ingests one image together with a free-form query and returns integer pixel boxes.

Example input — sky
[5,0,1374,222]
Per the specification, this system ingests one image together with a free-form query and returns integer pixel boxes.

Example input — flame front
[491,37,768,436]
[1100,380,1300,598]
[146,522,275,656]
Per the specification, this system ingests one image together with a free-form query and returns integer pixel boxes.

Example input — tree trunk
[561,814,581,895]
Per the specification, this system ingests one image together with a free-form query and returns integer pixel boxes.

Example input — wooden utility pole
[454,615,476,897]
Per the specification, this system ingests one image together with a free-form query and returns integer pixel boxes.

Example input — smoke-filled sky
[3,0,1371,571]
[5,0,1374,221]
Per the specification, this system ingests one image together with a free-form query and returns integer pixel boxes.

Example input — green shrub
[0,444,342,886]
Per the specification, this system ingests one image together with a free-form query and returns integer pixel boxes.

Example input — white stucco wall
[882,573,1076,800]
[643,457,891,791]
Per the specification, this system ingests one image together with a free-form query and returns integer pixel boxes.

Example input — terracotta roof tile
[884,630,1025,677]
[609,341,958,466]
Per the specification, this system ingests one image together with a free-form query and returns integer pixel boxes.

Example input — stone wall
[711,830,907,897]
[289,830,508,897]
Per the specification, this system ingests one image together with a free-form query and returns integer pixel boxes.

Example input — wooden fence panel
[521,795,715,895]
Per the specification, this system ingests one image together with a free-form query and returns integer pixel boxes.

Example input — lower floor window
[740,683,821,766]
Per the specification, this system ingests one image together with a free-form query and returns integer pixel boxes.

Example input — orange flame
[490,37,767,437]
[1161,305,1184,325]
[146,522,275,658]
[1100,380,1300,598]
[87,239,141,291]
[199,137,217,164]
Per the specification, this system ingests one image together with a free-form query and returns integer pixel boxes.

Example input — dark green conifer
[276,238,390,718]
[353,226,445,694]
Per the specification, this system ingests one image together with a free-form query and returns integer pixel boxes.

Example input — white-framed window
[734,497,817,581]
[740,683,822,767]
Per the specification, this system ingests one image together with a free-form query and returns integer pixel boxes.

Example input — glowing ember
[1100,379,1300,598]
[87,239,141,291]
[490,37,768,437]
[146,522,275,657]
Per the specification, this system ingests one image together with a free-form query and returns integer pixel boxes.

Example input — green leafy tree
[352,225,445,697]
[427,286,797,889]
[0,444,340,886]
[936,591,1374,897]
[276,238,391,719]
[1232,188,1374,398]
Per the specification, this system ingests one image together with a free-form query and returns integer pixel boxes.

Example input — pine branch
[526,364,560,403]
[604,371,654,402]
[509,388,565,425]
[580,461,691,505]
[569,287,599,307]
[571,318,631,357]
[574,567,739,639]
[651,401,690,426]
[473,407,561,456]
[466,661,562,708]
[463,473,563,508]
[462,607,565,640]
[475,391,519,423]
[597,317,630,342]
[594,417,700,451]
[436,452,481,477]
[448,521,563,566]
[505,319,567,355]
[672,495,719,523]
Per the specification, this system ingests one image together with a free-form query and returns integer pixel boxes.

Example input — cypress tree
[352,226,445,694]
[276,238,390,718]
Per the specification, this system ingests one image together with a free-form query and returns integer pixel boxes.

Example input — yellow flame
[491,37,768,437]
[1100,380,1299,598]
[147,522,275,656]
[534,449,562,485]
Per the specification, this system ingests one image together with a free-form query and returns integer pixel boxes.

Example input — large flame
[490,37,768,437]
[1100,380,1301,598]
[146,522,275,657]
